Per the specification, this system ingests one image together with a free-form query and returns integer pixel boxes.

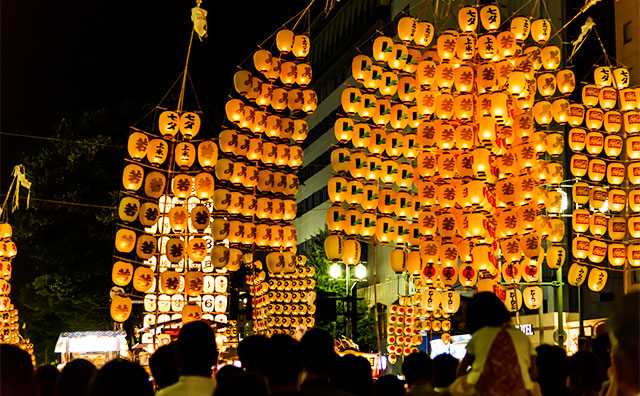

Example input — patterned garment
[474,328,526,396]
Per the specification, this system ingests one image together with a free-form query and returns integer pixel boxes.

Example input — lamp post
[329,262,367,340]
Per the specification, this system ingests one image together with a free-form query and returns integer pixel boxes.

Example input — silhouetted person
[332,354,373,396]
[55,358,96,396]
[454,292,537,396]
[88,359,152,396]
[264,334,304,395]
[402,351,438,396]
[432,353,458,392]
[567,351,606,396]
[0,344,34,396]
[213,372,268,396]
[300,328,353,396]
[157,320,218,396]
[237,334,268,387]
[605,289,640,396]
[592,333,611,372]
[535,344,569,396]
[374,375,405,396]
[149,343,179,390]
[34,365,59,396]
[215,364,242,390]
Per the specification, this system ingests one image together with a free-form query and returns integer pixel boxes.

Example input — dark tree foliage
[300,228,378,352]
[9,107,136,363]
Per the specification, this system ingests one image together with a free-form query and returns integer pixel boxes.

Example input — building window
[624,21,632,44]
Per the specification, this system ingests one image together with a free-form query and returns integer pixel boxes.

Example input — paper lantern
[341,88,362,115]
[589,213,608,236]
[361,184,379,211]
[111,295,132,322]
[630,163,640,184]
[604,134,623,157]
[352,55,372,82]
[414,21,435,46]
[602,111,623,134]
[435,63,455,90]
[598,87,618,110]
[572,237,590,260]
[568,104,586,127]
[135,234,157,260]
[582,84,599,107]
[531,19,551,43]
[587,268,608,292]
[328,177,348,203]
[115,229,136,253]
[372,99,391,126]
[112,261,133,286]
[158,111,180,137]
[628,245,640,266]
[276,29,294,53]
[380,71,399,97]
[331,148,351,174]
[612,67,630,89]
[585,108,604,130]
[385,131,404,156]
[324,235,344,260]
[604,243,625,267]
[497,31,517,57]
[523,286,543,310]
[436,31,457,60]
[587,239,607,264]
[627,136,640,160]
[363,64,383,90]
[302,90,318,113]
[570,154,589,178]
[477,35,497,60]
[172,174,193,199]
[511,16,530,40]
[457,7,478,31]
[504,289,522,312]
[631,191,640,212]
[352,124,371,148]
[179,112,200,139]
[376,217,397,243]
[360,213,377,237]
[122,164,144,191]
[422,289,442,311]
[568,128,587,151]
[551,98,569,123]
[292,34,310,58]
[342,239,361,265]
[456,34,476,60]
[480,5,500,31]
[358,94,377,119]
[594,66,612,87]
[585,132,604,155]
[133,266,154,292]
[545,246,566,269]
[572,209,590,233]
[630,217,640,239]
[533,101,552,126]
[372,36,394,63]
[537,73,556,97]
[344,210,363,236]
[620,88,638,110]
[607,162,625,185]
[390,249,407,273]
[502,262,521,283]
[389,43,408,71]
[604,189,625,214]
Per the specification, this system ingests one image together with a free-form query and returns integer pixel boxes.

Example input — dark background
[1,0,310,189]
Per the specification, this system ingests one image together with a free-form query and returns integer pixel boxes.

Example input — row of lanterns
[222,28,317,336]
[0,224,23,345]
[566,65,640,294]
[113,111,232,332]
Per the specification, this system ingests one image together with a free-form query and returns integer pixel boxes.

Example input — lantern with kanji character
[111,295,132,322]
[546,246,566,269]
[133,266,154,292]
[112,261,133,287]
[587,268,608,292]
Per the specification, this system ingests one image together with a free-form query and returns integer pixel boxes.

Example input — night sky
[0,0,307,188]
[1,0,616,188]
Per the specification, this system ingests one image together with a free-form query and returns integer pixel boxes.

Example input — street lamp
[328,262,367,340]
[329,263,342,279]
[355,263,367,280]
